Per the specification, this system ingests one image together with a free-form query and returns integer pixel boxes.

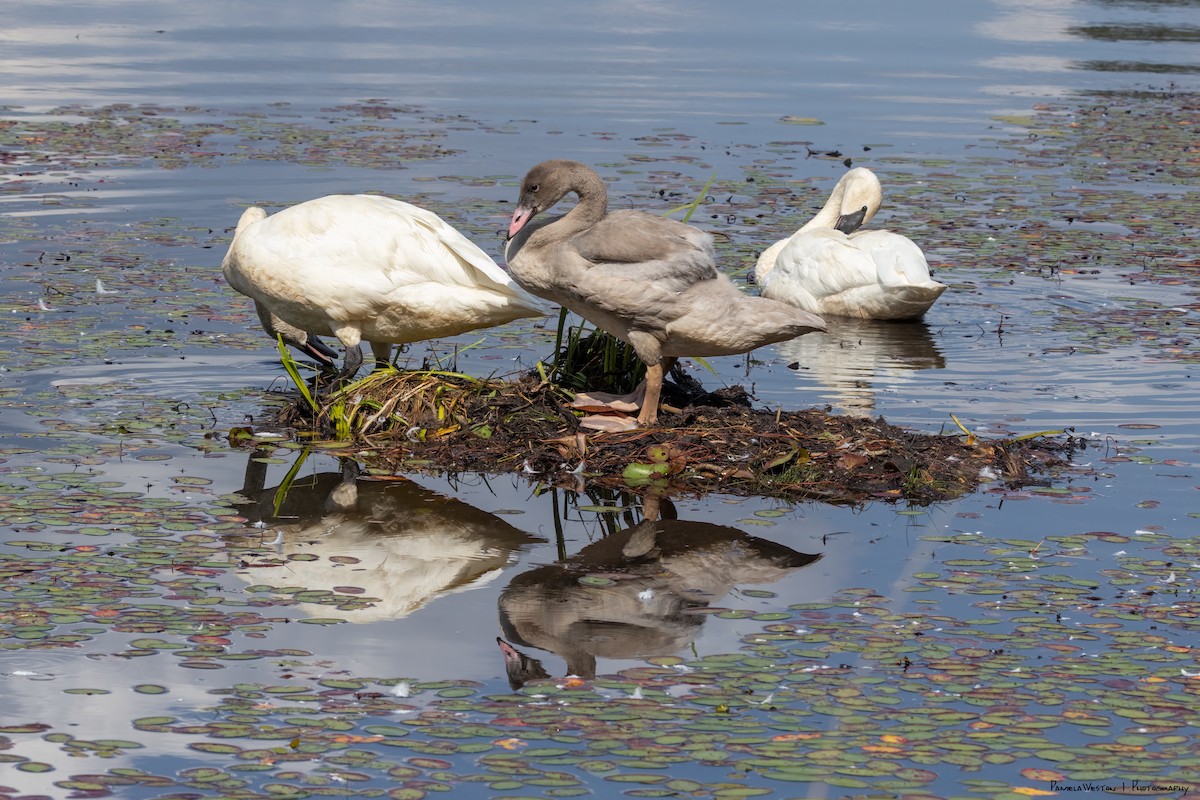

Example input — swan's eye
[529,183,540,193]
[859,205,868,215]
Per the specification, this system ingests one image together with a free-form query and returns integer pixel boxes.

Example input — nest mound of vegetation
[272,366,1081,505]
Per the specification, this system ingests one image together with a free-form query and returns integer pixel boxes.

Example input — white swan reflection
[775,317,946,417]
[229,453,541,623]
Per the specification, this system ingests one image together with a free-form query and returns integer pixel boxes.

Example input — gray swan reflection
[496,506,821,689]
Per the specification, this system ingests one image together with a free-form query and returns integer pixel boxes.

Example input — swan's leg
[336,344,363,382]
[369,341,393,371]
[636,357,675,426]
[331,326,364,383]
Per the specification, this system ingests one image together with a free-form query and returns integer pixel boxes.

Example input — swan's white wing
[759,228,877,313]
[373,196,547,313]
[848,229,945,318]
[227,195,547,338]
[849,229,938,288]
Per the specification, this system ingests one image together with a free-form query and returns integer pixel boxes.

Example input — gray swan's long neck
[538,164,609,242]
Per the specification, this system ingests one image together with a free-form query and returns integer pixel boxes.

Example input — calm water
[2,0,1200,796]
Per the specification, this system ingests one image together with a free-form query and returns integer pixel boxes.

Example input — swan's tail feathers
[510,285,553,318]
[884,282,946,320]
[789,307,827,334]
[728,296,827,347]
[234,206,268,235]
[422,215,551,319]
[912,281,947,302]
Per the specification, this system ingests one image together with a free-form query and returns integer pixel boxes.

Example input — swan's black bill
[299,336,340,367]
[835,206,869,235]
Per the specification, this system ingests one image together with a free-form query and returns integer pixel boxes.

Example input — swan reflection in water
[776,317,945,417]
[229,450,541,623]
[496,498,821,689]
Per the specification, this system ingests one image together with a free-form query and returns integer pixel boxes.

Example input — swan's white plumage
[756,168,945,321]
[222,194,548,372]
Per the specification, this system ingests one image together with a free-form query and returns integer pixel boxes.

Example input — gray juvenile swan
[223,196,549,381]
[504,159,826,427]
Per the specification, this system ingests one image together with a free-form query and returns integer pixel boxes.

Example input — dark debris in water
[270,370,1081,506]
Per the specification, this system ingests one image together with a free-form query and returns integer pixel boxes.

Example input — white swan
[755,168,946,321]
[222,195,549,379]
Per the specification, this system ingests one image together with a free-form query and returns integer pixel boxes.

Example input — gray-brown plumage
[496,517,822,688]
[504,159,826,426]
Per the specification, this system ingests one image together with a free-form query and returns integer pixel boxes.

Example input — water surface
[2,0,1199,796]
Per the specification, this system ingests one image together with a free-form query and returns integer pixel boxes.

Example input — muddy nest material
[273,370,1080,504]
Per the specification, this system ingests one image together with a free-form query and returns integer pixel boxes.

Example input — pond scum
[268,334,1081,506]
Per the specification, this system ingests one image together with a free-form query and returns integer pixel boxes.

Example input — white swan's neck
[798,181,851,234]
[757,169,883,282]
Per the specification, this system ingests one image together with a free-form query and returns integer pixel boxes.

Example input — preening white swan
[504,159,825,427]
[222,195,548,379]
[755,168,946,320]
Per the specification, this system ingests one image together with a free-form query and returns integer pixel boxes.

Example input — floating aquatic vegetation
[1,88,1199,800]
[0,531,1192,799]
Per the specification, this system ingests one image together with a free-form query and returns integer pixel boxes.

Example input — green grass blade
[276,336,318,413]
[663,173,716,223]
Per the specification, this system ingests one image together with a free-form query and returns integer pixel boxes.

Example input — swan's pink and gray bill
[507,206,534,239]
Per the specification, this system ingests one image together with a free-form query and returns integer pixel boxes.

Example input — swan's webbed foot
[570,384,646,414]
[573,358,678,430]
[579,414,640,432]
